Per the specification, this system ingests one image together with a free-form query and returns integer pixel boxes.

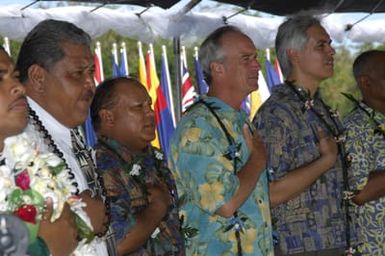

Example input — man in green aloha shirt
[344,50,385,255]
[169,26,273,255]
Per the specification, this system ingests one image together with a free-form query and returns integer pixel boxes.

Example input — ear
[358,75,370,89]
[99,109,115,127]
[286,48,299,65]
[209,61,225,77]
[27,64,46,93]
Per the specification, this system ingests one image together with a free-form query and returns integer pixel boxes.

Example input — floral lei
[2,132,96,255]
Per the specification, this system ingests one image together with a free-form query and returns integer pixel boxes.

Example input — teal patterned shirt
[344,102,385,256]
[169,95,273,256]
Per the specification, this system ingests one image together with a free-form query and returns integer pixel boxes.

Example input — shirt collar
[28,97,72,147]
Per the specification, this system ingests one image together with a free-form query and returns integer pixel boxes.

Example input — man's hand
[38,198,77,256]
[317,127,338,169]
[79,190,108,235]
[147,182,172,215]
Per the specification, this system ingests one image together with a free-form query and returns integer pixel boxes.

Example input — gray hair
[16,19,91,83]
[275,15,321,78]
[199,25,243,85]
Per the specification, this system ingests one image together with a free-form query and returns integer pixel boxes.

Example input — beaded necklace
[28,108,111,238]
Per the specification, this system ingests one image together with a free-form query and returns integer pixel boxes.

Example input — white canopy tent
[0,4,385,47]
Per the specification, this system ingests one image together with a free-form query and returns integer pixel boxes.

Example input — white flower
[154,150,163,160]
[72,239,97,256]
[129,164,141,176]
[151,227,160,238]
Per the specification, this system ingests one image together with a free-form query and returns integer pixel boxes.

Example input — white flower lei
[3,132,96,255]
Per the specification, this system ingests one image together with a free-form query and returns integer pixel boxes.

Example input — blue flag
[158,53,175,160]
[193,56,208,95]
[265,60,281,93]
[84,112,97,148]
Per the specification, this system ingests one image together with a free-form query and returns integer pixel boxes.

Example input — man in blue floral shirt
[253,16,355,255]
[91,77,185,255]
[169,26,273,255]
[343,50,385,255]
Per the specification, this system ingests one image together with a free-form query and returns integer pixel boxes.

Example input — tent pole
[173,37,182,123]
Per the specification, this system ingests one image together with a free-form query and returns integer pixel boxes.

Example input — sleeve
[253,104,293,181]
[344,124,373,191]
[169,116,240,215]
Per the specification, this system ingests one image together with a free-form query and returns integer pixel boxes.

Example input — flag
[193,47,208,95]
[112,43,120,78]
[249,70,270,120]
[274,58,284,83]
[137,42,147,88]
[181,47,197,112]
[144,44,161,149]
[158,48,176,159]
[119,42,129,76]
[84,41,104,148]
[160,45,176,127]
[2,37,10,56]
[265,59,281,93]
[146,44,174,157]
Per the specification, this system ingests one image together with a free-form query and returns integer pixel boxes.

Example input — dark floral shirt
[95,138,185,256]
[253,84,353,254]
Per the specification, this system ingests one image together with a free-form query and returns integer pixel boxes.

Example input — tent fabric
[214,0,385,16]
[41,0,180,9]
[1,4,385,47]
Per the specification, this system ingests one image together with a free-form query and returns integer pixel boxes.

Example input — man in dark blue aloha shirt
[253,15,356,255]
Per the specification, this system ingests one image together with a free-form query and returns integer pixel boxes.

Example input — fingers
[316,127,327,140]
[42,198,53,222]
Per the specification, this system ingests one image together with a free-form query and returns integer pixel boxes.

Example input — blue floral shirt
[95,138,185,256]
[253,84,351,254]
[169,95,273,256]
[344,102,385,256]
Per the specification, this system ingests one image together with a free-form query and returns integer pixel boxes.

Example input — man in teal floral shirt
[344,50,385,255]
[91,77,184,255]
[169,26,273,255]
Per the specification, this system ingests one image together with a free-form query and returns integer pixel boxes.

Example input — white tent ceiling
[0,4,385,48]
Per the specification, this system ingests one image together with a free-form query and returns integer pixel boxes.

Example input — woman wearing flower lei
[343,50,385,256]
[91,77,185,255]
[0,46,80,255]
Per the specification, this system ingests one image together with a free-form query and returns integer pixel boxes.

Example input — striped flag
[181,46,197,112]
[158,47,176,159]
[160,45,176,127]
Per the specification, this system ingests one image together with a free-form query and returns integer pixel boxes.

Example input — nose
[11,80,26,97]
[84,72,96,91]
[251,57,261,71]
[327,44,336,56]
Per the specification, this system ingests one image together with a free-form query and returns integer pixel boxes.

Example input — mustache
[82,90,94,101]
